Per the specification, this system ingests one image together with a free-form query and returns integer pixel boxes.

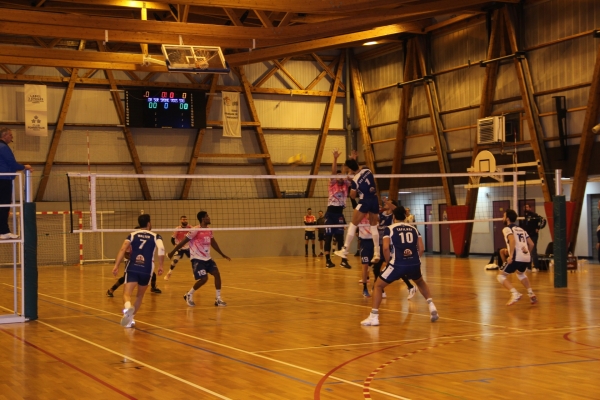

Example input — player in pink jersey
[164,216,191,280]
[168,211,231,307]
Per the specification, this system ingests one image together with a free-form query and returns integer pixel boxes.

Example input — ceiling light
[363,41,378,46]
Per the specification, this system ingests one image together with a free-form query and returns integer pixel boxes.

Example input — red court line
[1,329,137,400]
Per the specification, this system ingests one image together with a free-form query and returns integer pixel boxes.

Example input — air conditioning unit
[477,116,505,144]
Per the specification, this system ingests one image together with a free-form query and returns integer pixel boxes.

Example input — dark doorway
[590,195,600,262]
[439,204,450,255]
[493,200,510,252]
[424,204,433,253]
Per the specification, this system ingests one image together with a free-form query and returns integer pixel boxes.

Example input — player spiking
[324,148,353,269]
[112,214,164,328]
[335,151,381,263]
[168,211,231,307]
[164,216,191,281]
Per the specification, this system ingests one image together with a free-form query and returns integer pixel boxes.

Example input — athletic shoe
[532,268,539,273]
[0,233,18,240]
[334,247,348,258]
[325,260,335,268]
[151,287,162,294]
[361,313,380,326]
[506,292,522,306]
[120,307,135,327]
[500,262,508,271]
[371,254,380,264]
[125,319,136,328]
[183,293,195,307]
[214,298,227,307]
[407,287,417,300]
[358,278,370,283]
[318,252,324,256]
[106,289,113,297]
[362,289,371,297]
[313,253,317,257]
[529,293,538,304]
[430,309,439,322]
[485,263,499,270]
[381,292,387,298]
[164,271,172,281]
[340,259,352,269]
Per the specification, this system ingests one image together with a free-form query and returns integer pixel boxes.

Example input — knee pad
[497,274,507,284]
[517,272,527,281]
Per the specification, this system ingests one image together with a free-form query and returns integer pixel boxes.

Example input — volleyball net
[66,171,524,234]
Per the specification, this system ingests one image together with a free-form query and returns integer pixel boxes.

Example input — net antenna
[467,150,502,186]
[161,45,230,74]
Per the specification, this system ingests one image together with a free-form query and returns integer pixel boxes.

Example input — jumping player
[324,148,352,269]
[168,211,231,307]
[164,216,191,280]
[112,214,164,328]
[361,206,439,326]
[335,150,381,263]
[497,209,538,305]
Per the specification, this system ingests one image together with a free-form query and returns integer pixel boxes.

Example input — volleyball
[287,153,306,166]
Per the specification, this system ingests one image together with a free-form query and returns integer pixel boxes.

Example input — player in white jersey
[164,216,191,280]
[112,214,164,328]
[168,211,231,307]
[324,149,352,269]
[497,209,538,306]
[335,150,381,263]
[361,206,439,326]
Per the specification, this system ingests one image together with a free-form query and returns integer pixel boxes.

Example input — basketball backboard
[161,45,230,74]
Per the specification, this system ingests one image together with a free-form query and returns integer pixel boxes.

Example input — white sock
[216,289,221,298]
[343,223,357,249]
[189,288,196,295]
[370,225,380,253]
[371,309,379,314]
[124,301,132,310]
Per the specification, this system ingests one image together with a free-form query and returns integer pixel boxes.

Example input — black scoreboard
[125,89,206,129]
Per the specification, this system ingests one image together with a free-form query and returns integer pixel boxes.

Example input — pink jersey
[328,180,351,207]
[186,227,213,261]
[172,226,190,249]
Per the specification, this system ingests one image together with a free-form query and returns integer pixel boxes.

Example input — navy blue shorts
[356,197,380,214]
[318,232,325,241]
[304,231,315,240]
[503,260,529,274]
[379,262,422,284]
[360,238,374,264]
[325,212,346,236]
[192,259,217,280]
[124,270,152,286]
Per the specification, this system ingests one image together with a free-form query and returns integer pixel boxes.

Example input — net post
[23,172,38,320]
[553,194,568,288]
[90,174,97,231]
[67,173,74,233]
[555,169,562,195]
[513,171,518,212]
[78,212,83,267]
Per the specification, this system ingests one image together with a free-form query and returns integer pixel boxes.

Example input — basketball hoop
[467,150,502,185]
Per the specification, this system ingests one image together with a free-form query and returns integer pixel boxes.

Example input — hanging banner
[222,91,241,137]
[24,84,48,137]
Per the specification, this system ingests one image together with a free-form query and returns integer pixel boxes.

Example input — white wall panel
[66,88,120,124]
[10,126,51,162]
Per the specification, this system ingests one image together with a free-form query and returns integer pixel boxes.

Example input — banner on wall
[24,84,48,137]
[222,91,241,138]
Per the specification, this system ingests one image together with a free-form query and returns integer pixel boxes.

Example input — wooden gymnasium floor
[1,255,600,399]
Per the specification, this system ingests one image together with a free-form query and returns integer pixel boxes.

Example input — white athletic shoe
[0,233,19,240]
[430,309,439,322]
[506,292,522,306]
[183,293,195,307]
[361,313,380,326]
[334,247,349,258]
[529,293,538,304]
[214,298,227,307]
[407,287,417,300]
[164,271,172,281]
[125,319,136,328]
[120,307,135,327]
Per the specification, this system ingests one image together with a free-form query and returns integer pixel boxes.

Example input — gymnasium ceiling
[0,0,520,71]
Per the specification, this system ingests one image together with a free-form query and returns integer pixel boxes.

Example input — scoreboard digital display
[125,89,206,129]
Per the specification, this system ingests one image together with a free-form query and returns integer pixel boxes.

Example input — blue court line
[324,358,597,385]
[38,297,316,387]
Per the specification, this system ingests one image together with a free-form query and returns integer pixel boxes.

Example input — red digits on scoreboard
[161,91,167,98]
[170,92,175,98]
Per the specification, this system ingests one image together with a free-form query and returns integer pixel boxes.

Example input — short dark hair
[505,209,518,223]
[393,206,406,221]
[180,215,187,219]
[307,207,312,211]
[336,169,341,174]
[345,159,359,172]
[138,214,151,228]
[197,211,208,221]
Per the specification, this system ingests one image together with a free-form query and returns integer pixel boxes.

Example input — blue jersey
[377,212,394,245]
[351,168,377,200]
[384,223,421,267]
[125,230,164,274]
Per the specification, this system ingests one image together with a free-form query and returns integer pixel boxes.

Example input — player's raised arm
[168,236,190,259]
[332,148,341,175]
